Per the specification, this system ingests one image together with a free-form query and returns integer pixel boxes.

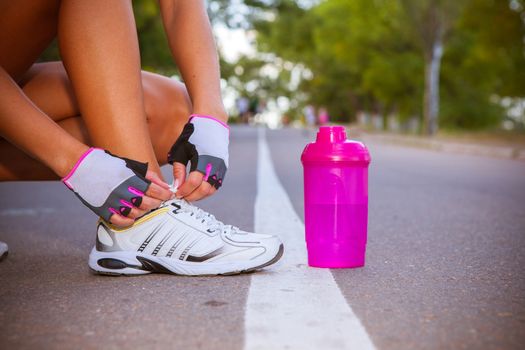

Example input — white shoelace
[167,182,241,235]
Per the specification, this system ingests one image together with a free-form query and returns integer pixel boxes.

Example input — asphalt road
[1,126,524,349]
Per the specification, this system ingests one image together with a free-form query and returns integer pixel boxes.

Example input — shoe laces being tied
[169,197,241,235]
[167,182,241,235]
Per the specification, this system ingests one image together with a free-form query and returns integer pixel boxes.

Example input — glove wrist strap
[189,114,230,131]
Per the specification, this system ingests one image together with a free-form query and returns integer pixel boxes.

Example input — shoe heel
[88,248,151,276]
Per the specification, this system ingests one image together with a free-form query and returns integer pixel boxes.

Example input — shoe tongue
[179,199,195,211]
[167,198,200,216]
[164,197,186,207]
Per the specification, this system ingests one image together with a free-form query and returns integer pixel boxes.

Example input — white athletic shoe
[0,241,7,261]
[88,198,283,276]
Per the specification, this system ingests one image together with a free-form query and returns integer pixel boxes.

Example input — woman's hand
[168,114,229,202]
[62,148,174,227]
[109,170,174,227]
[172,162,216,202]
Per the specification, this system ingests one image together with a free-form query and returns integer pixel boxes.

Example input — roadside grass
[347,124,525,148]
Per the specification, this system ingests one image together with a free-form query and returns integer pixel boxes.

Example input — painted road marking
[244,128,376,350]
[0,208,57,216]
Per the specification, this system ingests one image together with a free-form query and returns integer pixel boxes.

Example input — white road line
[244,128,376,350]
[0,208,57,216]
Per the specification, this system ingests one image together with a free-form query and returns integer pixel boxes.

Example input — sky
[213,24,288,128]
[214,24,255,63]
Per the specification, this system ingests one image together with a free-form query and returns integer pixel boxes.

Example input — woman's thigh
[141,70,192,163]
[0,0,60,81]
[20,62,192,161]
[20,62,80,122]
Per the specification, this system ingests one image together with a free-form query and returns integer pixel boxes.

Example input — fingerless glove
[62,148,151,221]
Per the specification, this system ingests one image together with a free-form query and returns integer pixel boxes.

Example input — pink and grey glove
[167,114,229,189]
[62,148,151,222]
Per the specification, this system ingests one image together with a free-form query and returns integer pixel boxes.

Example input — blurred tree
[440,0,525,129]
[400,0,465,134]
[133,0,174,74]
[250,0,525,131]
[254,0,423,123]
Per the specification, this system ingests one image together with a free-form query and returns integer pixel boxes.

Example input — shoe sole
[0,251,7,262]
[88,244,284,277]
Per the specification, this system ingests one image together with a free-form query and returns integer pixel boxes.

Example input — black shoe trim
[186,247,224,262]
[97,258,143,270]
[136,256,173,274]
[137,223,163,252]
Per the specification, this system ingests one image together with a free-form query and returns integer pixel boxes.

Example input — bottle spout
[316,126,347,143]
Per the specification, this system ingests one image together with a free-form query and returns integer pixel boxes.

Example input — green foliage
[254,0,424,122]
[249,0,525,130]
[132,0,174,74]
[440,0,525,130]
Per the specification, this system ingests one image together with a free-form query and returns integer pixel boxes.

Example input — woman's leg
[140,71,191,162]
[0,0,86,178]
[0,117,88,181]
[0,2,176,226]
[57,0,165,175]
[0,62,191,181]
[0,0,60,81]
[0,0,191,180]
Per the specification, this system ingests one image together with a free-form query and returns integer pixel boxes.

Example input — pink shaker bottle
[301,126,371,268]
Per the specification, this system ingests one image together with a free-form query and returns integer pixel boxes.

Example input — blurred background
[42,0,525,138]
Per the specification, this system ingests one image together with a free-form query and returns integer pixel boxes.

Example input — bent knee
[142,71,192,128]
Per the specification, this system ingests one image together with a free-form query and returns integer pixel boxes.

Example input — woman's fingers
[184,180,214,202]
[108,170,171,227]
[145,182,174,201]
[125,206,146,220]
[145,170,170,189]
[172,162,187,190]
[174,167,219,202]
[144,169,173,203]
[176,171,203,199]
[137,195,162,211]
[107,195,158,227]
[109,212,135,227]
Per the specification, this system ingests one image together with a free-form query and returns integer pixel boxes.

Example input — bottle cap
[301,126,371,165]
[316,126,347,143]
